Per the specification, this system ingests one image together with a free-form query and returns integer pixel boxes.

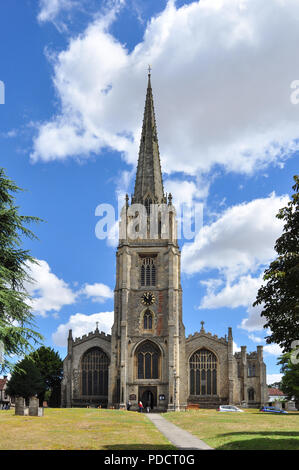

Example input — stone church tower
[108,70,187,411]
[61,73,268,411]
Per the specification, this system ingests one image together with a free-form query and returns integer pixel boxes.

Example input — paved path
[146,413,213,450]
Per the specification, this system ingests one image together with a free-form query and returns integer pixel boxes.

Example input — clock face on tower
[141,291,155,306]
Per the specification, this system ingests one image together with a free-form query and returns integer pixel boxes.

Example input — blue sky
[1,0,299,383]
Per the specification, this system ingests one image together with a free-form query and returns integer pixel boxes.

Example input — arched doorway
[141,390,155,409]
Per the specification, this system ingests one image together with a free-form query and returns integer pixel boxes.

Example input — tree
[253,175,299,352]
[29,346,63,406]
[6,357,44,402]
[0,168,43,371]
[278,352,299,409]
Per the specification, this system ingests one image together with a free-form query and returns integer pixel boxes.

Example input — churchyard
[0,407,298,450]
[164,408,299,450]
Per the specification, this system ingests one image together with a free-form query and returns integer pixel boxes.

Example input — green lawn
[164,408,299,450]
[0,408,175,450]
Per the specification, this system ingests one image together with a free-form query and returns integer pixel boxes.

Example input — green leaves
[254,175,299,352]
[6,347,63,406]
[0,168,43,372]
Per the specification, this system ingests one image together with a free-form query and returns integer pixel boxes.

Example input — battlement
[73,329,111,345]
[186,331,228,345]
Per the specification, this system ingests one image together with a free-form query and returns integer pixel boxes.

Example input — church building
[61,72,268,411]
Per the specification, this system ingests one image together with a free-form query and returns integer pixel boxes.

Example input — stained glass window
[81,347,109,396]
[189,349,217,396]
[136,341,160,379]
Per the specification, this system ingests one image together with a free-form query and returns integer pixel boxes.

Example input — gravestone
[15,397,29,416]
[29,396,44,416]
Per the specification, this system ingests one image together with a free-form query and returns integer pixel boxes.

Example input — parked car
[217,405,244,412]
[259,406,288,414]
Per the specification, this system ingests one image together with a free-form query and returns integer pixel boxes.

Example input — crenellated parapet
[186,330,228,345]
[73,329,111,346]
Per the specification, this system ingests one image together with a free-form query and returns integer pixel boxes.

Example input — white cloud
[52,311,114,347]
[182,193,289,279]
[37,0,77,25]
[264,343,283,356]
[32,0,299,177]
[200,274,264,309]
[233,341,240,354]
[25,260,77,317]
[81,282,114,303]
[267,374,283,385]
[248,333,264,343]
[239,304,265,332]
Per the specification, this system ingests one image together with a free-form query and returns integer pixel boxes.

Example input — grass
[0,408,176,450]
[163,408,299,450]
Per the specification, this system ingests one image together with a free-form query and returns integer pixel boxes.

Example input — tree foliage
[6,357,44,401]
[253,175,299,352]
[0,168,43,371]
[6,347,63,406]
[29,346,63,406]
[278,351,299,407]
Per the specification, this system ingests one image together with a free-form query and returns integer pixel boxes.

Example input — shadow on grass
[215,432,299,450]
[103,444,177,450]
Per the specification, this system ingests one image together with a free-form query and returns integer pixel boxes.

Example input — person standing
[138,401,143,413]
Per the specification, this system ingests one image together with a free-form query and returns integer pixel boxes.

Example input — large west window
[81,347,109,396]
[136,341,160,379]
[189,349,217,396]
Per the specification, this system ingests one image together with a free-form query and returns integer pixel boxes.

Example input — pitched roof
[133,72,165,205]
[268,387,285,396]
[0,378,8,391]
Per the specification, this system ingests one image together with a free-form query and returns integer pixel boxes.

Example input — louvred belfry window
[141,257,156,286]
[81,347,109,397]
[189,349,217,396]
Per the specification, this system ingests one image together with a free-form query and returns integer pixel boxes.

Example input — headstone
[29,396,40,416]
[15,397,26,416]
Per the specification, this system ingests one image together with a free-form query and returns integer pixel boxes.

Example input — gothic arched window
[143,310,153,330]
[144,197,152,216]
[248,388,255,401]
[81,347,109,397]
[136,341,160,379]
[141,257,156,286]
[189,349,217,396]
[248,363,256,377]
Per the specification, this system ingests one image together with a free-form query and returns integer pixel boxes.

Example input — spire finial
[96,321,99,331]
[148,64,151,75]
[200,321,205,332]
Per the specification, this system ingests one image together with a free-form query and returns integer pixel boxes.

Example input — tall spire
[133,68,165,205]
